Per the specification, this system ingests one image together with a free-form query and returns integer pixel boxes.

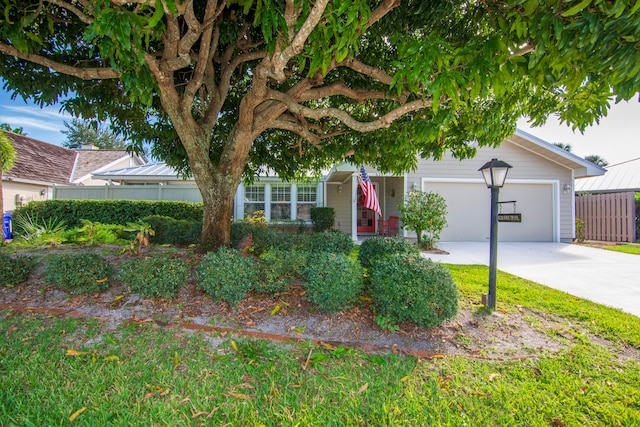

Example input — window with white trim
[270,184,291,220]
[244,185,265,217]
[296,184,317,221]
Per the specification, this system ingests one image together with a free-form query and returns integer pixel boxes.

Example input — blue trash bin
[3,212,11,240]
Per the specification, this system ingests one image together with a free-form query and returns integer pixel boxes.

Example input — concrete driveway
[424,242,640,318]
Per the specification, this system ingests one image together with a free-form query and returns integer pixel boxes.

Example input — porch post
[351,172,358,242]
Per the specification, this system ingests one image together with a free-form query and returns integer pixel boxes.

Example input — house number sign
[497,200,522,223]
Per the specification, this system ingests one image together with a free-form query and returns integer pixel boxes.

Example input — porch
[324,164,406,241]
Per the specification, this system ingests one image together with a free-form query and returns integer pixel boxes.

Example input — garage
[423,180,556,242]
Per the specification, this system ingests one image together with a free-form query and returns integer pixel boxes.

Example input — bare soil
[0,245,628,360]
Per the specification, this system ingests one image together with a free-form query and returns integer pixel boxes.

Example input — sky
[1,84,639,166]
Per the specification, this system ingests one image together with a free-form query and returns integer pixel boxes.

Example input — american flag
[358,166,381,216]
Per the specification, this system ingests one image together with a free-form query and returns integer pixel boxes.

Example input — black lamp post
[478,158,512,309]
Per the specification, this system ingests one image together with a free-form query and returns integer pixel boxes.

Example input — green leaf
[523,0,538,16]
[146,5,164,28]
[561,0,592,17]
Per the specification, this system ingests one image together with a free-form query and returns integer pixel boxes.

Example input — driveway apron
[424,242,640,318]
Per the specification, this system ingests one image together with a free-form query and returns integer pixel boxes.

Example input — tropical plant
[11,212,66,245]
[0,131,17,218]
[122,221,155,255]
[399,191,447,249]
[2,1,639,251]
[584,154,608,167]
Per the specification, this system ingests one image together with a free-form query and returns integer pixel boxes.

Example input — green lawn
[603,244,640,255]
[1,265,639,426]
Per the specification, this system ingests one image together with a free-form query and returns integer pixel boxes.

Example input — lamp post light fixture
[478,158,512,309]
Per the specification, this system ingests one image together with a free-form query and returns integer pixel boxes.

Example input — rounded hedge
[303,252,364,313]
[257,249,308,295]
[44,252,114,294]
[358,236,420,269]
[304,230,354,255]
[0,252,38,287]
[369,254,458,328]
[197,247,259,306]
[118,254,190,298]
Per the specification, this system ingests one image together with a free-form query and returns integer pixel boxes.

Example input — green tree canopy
[62,119,126,150]
[0,123,25,135]
[1,0,639,249]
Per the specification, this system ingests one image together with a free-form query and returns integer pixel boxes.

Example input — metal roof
[94,162,186,180]
[575,157,640,193]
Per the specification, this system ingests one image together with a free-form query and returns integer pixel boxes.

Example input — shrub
[304,230,354,255]
[399,191,448,249]
[143,215,202,245]
[118,254,190,298]
[310,207,335,231]
[0,252,38,287]
[13,199,203,231]
[303,252,364,313]
[257,249,308,295]
[62,220,126,245]
[230,222,278,255]
[369,254,458,328]
[358,236,420,269]
[197,248,259,306]
[44,253,114,294]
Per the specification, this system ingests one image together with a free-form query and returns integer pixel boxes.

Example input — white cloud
[0,114,65,132]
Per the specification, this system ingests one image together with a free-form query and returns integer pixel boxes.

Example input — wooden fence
[575,192,637,243]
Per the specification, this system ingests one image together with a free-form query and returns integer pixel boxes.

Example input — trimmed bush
[358,236,420,269]
[44,253,114,294]
[230,222,278,255]
[303,252,364,313]
[369,254,458,328]
[257,249,308,295]
[304,230,354,255]
[197,248,259,306]
[118,254,190,298]
[13,199,203,231]
[0,252,38,287]
[143,215,202,245]
[310,207,335,231]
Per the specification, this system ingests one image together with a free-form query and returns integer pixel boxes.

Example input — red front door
[357,185,377,233]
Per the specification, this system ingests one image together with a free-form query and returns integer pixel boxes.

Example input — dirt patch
[0,245,626,360]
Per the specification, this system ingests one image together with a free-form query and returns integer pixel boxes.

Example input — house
[1,130,145,212]
[89,129,604,242]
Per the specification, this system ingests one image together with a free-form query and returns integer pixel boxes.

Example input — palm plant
[0,132,17,220]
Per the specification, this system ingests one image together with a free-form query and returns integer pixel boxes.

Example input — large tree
[1,1,639,249]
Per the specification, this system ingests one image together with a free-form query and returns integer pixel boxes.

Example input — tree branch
[299,82,406,103]
[44,0,93,24]
[366,0,401,30]
[268,89,432,133]
[0,42,120,80]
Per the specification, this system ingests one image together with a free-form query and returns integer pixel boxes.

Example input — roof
[575,157,640,193]
[507,129,606,178]
[1,130,141,186]
[3,131,77,185]
[94,162,186,182]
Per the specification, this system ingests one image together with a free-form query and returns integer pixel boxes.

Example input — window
[270,185,291,220]
[296,185,317,221]
[244,185,265,217]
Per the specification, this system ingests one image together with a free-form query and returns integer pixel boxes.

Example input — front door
[357,185,376,233]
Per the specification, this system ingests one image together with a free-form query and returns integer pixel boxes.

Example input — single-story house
[1,130,146,212]
[91,129,604,242]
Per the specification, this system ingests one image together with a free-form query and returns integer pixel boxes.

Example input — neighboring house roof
[3,131,77,185]
[1,130,143,186]
[575,157,640,193]
[94,162,186,182]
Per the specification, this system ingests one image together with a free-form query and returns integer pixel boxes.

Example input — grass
[1,265,640,425]
[603,244,640,255]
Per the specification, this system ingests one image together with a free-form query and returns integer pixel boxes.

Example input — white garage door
[424,181,555,242]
